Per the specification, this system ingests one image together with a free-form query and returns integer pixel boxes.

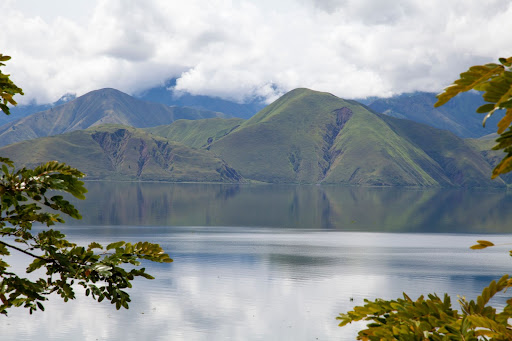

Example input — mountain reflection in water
[69,182,512,234]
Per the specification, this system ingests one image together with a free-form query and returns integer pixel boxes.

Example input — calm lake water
[2,183,512,340]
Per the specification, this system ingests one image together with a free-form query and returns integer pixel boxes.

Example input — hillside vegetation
[0,124,242,182]
[205,88,503,187]
[145,118,244,149]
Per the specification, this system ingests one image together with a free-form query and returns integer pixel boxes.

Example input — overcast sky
[1,0,511,105]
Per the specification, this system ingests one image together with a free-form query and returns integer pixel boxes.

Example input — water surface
[70,182,512,233]
[2,183,512,340]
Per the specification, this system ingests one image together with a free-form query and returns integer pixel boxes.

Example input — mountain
[366,91,503,138]
[0,93,76,126]
[0,124,243,182]
[2,88,505,187]
[150,88,502,187]
[136,80,265,119]
[0,88,227,147]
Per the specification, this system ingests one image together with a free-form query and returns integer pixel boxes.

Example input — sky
[1,0,512,105]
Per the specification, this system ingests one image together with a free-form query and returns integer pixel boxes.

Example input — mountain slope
[367,91,503,138]
[465,134,512,184]
[207,88,503,187]
[145,118,244,149]
[378,115,500,187]
[0,93,76,126]
[0,124,243,182]
[0,88,227,147]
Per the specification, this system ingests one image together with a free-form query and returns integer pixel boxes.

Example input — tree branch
[0,240,49,262]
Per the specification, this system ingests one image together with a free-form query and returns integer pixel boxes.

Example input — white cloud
[1,0,511,105]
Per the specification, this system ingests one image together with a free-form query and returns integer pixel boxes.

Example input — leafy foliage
[0,155,172,315]
[435,57,512,178]
[0,54,24,116]
[0,54,172,315]
[338,275,512,340]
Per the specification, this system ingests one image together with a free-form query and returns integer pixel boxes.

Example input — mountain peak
[0,88,228,147]
[245,87,346,126]
[280,88,337,100]
[82,88,132,99]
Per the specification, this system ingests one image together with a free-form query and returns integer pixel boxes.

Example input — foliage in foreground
[0,54,23,116]
[339,57,512,339]
[0,54,172,315]
[338,273,512,340]
[435,56,512,178]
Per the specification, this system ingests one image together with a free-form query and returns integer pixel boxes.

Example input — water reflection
[2,229,511,341]
[69,182,512,233]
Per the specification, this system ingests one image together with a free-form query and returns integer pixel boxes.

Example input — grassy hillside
[319,108,449,186]
[208,88,503,187]
[0,124,243,182]
[465,134,512,184]
[0,88,227,147]
[145,118,244,149]
[379,115,503,188]
[210,89,356,183]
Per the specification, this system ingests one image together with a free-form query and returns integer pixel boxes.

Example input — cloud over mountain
[2,0,512,105]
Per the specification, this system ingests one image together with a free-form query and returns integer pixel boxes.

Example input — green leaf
[87,242,103,251]
[435,63,505,107]
[476,103,496,113]
[106,241,125,250]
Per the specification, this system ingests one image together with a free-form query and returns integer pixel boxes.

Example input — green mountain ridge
[0,124,243,182]
[149,88,504,187]
[0,88,227,147]
[210,89,502,187]
[1,88,506,187]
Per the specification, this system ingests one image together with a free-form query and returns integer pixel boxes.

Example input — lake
[2,182,512,340]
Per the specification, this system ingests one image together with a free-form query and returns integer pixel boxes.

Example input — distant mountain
[151,88,503,187]
[366,91,503,138]
[1,93,76,126]
[0,124,243,182]
[0,88,227,147]
[136,80,265,119]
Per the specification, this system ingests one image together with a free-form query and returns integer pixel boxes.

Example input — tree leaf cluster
[0,54,172,315]
[0,54,23,116]
[0,158,173,315]
[435,57,512,178]
[338,275,512,340]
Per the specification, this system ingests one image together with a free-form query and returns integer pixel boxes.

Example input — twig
[0,240,50,262]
